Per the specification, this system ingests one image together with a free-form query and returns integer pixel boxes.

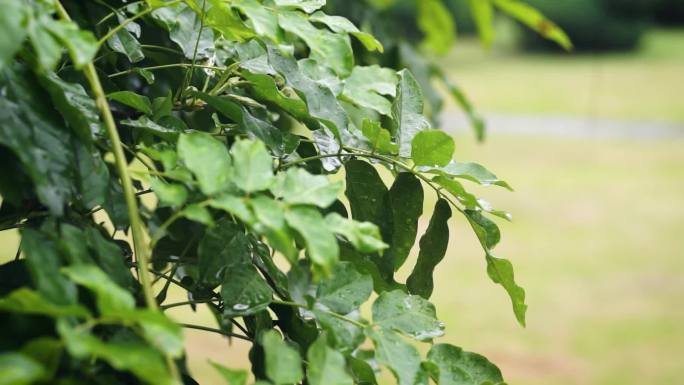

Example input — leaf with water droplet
[372,290,444,341]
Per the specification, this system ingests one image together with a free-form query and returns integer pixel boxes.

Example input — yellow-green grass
[439,29,684,123]
[1,133,682,385]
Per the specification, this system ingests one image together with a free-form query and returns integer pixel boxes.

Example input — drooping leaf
[271,167,342,208]
[57,320,174,385]
[274,0,326,14]
[122,309,184,358]
[149,177,188,207]
[313,309,365,354]
[486,254,527,326]
[285,205,339,274]
[465,209,501,250]
[368,328,423,385]
[233,0,281,41]
[107,91,153,115]
[493,0,572,50]
[21,228,76,305]
[106,28,145,63]
[417,0,455,54]
[421,161,513,191]
[0,1,28,70]
[427,343,504,385]
[411,130,455,167]
[211,361,249,385]
[392,69,430,157]
[307,335,354,385]
[309,11,383,52]
[230,138,274,193]
[344,159,388,224]
[316,261,373,314]
[386,173,423,270]
[61,264,134,315]
[325,213,388,254]
[178,132,233,195]
[470,0,495,47]
[406,199,452,298]
[221,263,273,317]
[0,288,90,318]
[372,290,444,341]
[250,195,298,262]
[261,329,304,385]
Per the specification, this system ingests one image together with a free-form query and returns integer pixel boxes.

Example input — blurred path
[443,112,684,139]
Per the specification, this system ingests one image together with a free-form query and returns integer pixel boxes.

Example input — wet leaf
[372,290,444,341]
[427,343,504,385]
[261,329,304,385]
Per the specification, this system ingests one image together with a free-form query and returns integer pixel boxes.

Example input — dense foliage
[0,1,564,384]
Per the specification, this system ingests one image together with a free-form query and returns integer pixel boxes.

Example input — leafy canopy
[0,0,566,384]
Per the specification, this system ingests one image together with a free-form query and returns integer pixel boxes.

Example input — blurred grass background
[1,25,682,385]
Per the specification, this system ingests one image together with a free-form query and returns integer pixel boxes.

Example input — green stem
[96,1,182,47]
[54,2,181,383]
[161,299,217,310]
[109,63,228,78]
[271,300,366,329]
[180,324,252,342]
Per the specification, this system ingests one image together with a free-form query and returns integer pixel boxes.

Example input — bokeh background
[2,1,683,384]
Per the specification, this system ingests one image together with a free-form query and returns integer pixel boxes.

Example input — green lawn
[440,29,684,123]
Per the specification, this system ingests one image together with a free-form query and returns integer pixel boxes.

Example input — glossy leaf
[316,261,373,314]
[486,254,527,326]
[422,161,513,191]
[368,328,423,385]
[342,65,397,115]
[107,91,153,115]
[386,173,423,270]
[372,290,444,341]
[325,213,388,254]
[309,12,383,52]
[221,263,273,317]
[406,199,452,298]
[274,0,326,14]
[107,28,145,63]
[427,343,504,385]
[197,220,251,289]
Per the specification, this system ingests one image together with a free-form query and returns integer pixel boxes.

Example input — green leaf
[21,228,76,305]
[392,69,430,157]
[221,263,273,317]
[342,65,397,115]
[261,330,304,385]
[230,139,274,193]
[309,12,383,52]
[307,336,354,385]
[39,72,101,144]
[417,0,456,54]
[107,91,153,115]
[316,261,373,314]
[486,254,527,326]
[411,130,455,167]
[205,1,255,42]
[427,343,504,385]
[433,176,479,210]
[325,213,388,254]
[0,353,45,385]
[470,0,495,47]
[149,177,188,207]
[344,160,388,224]
[0,1,28,70]
[43,19,98,68]
[241,71,310,120]
[272,168,342,208]
[178,132,233,195]
[57,320,174,385]
[436,67,486,141]
[74,143,110,210]
[209,194,256,224]
[361,119,398,154]
[182,203,215,226]
[107,28,145,63]
[406,199,452,298]
[250,196,298,261]
[277,11,353,76]
[493,0,572,50]
[386,173,423,270]
[0,288,90,318]
[153,4,215,59]
[286,206,339,274]
[368,328,423,385]
[121,116,183,141]
[61,264,134,315]
[372,290,444,341]
[465,209,501,250]
[198,220,251,289]
[267,46,348,137]
[122,309,184,358]
[422,161,513,190]
[211,361,249,385]
[313,309,365,354]
[274,0,326,13]
[233,0,281,41]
